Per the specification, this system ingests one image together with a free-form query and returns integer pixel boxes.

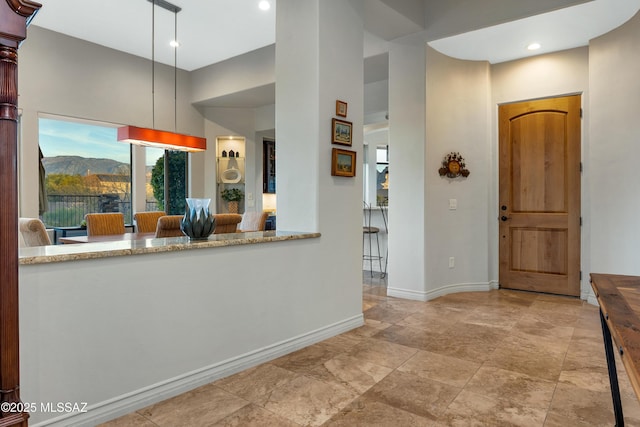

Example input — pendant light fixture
[118,0,206,152]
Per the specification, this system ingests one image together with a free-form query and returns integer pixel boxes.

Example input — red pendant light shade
[117,126,206,152]
[118,1,206,153]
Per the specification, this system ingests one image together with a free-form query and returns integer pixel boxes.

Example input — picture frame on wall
[336,100,348,117]
[332,118,352,146]
[331,148,357,177]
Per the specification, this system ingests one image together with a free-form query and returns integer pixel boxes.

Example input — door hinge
[580,162,583,173]
[580,271,582,280]
[580,108,583,118]
[580,217,583,226]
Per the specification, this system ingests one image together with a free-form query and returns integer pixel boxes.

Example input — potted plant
[220,187,244,214]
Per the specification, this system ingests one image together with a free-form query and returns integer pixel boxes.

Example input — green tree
[150,151,187,214]
[45,174,87,194]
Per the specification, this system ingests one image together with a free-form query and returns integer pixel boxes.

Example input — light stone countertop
[19,231,321,265]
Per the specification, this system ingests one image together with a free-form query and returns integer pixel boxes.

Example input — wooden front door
[498,95,581,296]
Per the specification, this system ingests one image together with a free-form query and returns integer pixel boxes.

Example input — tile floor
[100,274,640,426]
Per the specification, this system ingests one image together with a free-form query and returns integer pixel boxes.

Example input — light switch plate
[449,199,457,210]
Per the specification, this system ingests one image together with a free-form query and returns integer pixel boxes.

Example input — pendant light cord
[174,10,178,133]
[150,0,179,133]
[151,2,155,130]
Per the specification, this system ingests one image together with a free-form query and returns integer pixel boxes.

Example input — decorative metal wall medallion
[439,152,470,178]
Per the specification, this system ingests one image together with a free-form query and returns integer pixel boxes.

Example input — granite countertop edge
[19,231,321,265]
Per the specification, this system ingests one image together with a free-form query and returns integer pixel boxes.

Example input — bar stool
[363,201,383,276]
[379,198,388,277]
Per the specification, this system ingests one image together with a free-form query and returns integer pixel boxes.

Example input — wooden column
[0,1,41,427]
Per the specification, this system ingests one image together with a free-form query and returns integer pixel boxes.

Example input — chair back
[238,211,268,232]
[213,214,242,234]
[18,218,51,247]
[85,212,125,236]
[134,211,166,233]
[155,215,185,238]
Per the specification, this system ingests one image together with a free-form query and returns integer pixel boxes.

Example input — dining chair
[18,217,52,247]
[134,211,166,233]
[85,212,125,236]
[155,215,185,238]
[213,214,242,234]
[238,211,268,232]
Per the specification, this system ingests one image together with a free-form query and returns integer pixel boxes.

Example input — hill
[42,156,130,176]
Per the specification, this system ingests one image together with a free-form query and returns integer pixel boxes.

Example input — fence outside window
[42,195,161,228]
[42,194,132,227]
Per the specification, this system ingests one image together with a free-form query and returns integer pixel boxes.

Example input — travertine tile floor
[101,274,640,426]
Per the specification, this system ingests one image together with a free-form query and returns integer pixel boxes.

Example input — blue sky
[39,118,163,166]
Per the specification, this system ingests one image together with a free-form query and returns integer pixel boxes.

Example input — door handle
[500,216,509,222]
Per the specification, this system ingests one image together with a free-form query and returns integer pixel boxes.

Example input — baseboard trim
[388,282,492,302]
[33,314,364,427]
[584,291,599,306]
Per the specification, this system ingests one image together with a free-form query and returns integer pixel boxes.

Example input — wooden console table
[590,273,640,426]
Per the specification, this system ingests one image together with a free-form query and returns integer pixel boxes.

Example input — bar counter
[18,228,366,427]
[19,230,320,265]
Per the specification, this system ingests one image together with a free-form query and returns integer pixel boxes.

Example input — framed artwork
[331,148,356,177]
[336,100,348,117]
[332,118,352,146]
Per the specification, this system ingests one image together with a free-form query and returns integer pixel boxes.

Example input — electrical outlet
[449,257,455,268]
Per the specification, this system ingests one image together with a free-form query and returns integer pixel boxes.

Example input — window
[376,145,389,204]
[39,116,132,227]
[148,149,187,215]
[146,147,164,211]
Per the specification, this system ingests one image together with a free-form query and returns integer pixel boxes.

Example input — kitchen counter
[19,230,320,265]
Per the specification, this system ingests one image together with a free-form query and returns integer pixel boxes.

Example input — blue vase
[180,198,216,240]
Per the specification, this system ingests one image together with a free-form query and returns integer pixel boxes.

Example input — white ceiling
[31,0,277,71]
[30,0,640,98]
[429,0,640,64]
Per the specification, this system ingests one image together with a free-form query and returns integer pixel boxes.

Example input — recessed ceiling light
[170,40,180,48]
[527,42,541,51]
[258,1,270,11]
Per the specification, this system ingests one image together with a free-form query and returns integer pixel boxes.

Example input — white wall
[386,33,427,299]
[387,38,491,301]
[19,238,361,426]
[424,47,491,297]
[364,79,389,117]
[202,108,258,213]
[589,11,640,275]
[490,47,590,297]
[190,45,275,105]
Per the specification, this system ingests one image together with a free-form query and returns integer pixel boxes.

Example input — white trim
[33,314,364,427]
[584,290,599,306]
[386,286,429,301]
[388,282,492,302]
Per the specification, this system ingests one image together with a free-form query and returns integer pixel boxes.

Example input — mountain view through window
[38,117,133,227]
